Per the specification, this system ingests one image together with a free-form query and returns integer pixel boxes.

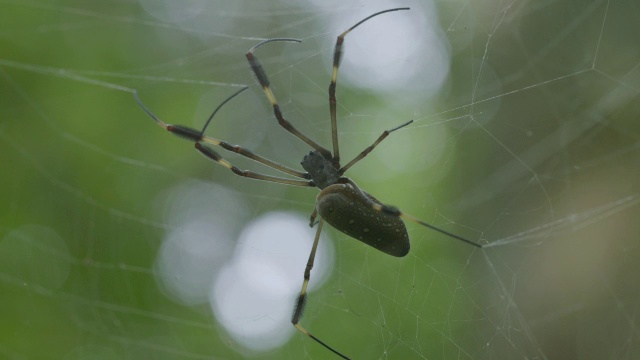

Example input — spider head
[301,150,340,189]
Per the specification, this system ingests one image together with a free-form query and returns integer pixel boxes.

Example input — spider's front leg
[245,39,332,159]
[133,88,314,187]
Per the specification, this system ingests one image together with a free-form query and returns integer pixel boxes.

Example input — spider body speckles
[316,181,410,257]
[135,7,482,360]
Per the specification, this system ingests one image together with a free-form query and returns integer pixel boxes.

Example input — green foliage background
[1,1,639,359]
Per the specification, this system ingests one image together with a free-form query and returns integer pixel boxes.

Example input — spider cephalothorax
[300,150,340,189]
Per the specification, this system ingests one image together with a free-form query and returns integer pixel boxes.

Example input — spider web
[1,0,639,359]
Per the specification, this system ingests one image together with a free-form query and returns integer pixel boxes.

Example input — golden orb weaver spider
[134,7,483,359]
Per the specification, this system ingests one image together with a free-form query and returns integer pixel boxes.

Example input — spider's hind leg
[341,178,483,248]
[291,219,351,359]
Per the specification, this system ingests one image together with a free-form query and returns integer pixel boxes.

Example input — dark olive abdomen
[316,183,410,257]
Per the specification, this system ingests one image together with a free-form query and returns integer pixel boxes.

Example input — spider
[134,7,482,359]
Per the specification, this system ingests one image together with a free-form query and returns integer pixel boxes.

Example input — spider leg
[329,7,410,167]
[308,208,319,227]
[292,219,350,359]
[195,143,314,187]
[199,136,308,179]
[338,119,412,175]
[134,90,313,185]
[246,39,332,158]
[375,204,483,248]
[340,178,483,248]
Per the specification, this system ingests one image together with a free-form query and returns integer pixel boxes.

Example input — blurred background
[1,0,639,359]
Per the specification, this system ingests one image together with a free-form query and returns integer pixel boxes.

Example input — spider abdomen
[316,183,410,257]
